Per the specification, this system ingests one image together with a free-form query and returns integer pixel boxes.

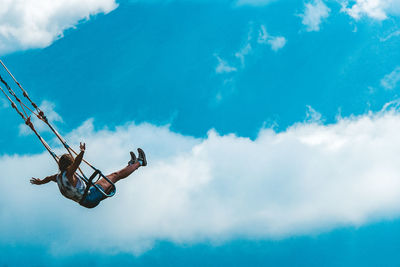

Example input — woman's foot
[128,151,137,165]
[137,148,147,166]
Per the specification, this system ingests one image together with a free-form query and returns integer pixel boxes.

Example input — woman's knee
[105,172,117,181]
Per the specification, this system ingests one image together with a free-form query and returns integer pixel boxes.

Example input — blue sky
[2,0,400,266]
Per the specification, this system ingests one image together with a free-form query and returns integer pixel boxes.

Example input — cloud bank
[0,0,118,54]
[3,106,400,255]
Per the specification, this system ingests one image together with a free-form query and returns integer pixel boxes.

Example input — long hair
[59,154,74,172]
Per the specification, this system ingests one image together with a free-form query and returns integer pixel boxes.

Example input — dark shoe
[128,151,137,165]
[137,148,147,166]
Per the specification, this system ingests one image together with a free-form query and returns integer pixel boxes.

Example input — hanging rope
[0,58,116,198]
[0,59,97,168]
[0,70,91,181]
[0,83,58,162]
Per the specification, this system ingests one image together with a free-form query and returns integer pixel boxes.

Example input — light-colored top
[56,171,86,203]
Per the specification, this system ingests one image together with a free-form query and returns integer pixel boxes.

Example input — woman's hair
[59,154,74,172]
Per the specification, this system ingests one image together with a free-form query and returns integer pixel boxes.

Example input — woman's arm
[30,174,57,185]
[66,142,86,178]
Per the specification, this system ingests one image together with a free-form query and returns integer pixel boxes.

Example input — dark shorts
[80,184,112,209]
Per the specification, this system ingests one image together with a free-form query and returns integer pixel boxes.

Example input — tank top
[56,171,86,203]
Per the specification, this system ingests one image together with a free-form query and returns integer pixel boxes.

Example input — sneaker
[128,151,137,165]
[137,148,147,166]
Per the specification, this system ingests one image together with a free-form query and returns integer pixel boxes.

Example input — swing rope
[0,59,115,198]
[0,83,58,162]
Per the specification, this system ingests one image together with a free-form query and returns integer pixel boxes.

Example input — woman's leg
[95,162,141,193]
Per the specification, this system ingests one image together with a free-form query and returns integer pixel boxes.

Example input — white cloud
[235,42,253,67]
[0,98,8,109]
[215,56,237,74]
[239,25,254,57]
[4,106,400,255]
[258,25,287,51]
[341,0,400,20]
[0,0,118,54]
[18,100,63,136]
[233,24,286,68]
[300,0,331,32]
[305,105,323,123]
[268,36,287,51]
[214,24,286,102]
[380,29,400,42]
[258,24,269,43]
[381,67,400,90]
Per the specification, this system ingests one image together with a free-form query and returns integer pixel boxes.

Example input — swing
[0,59,116,203]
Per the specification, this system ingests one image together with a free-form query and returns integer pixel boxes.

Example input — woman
[30,142,147,208]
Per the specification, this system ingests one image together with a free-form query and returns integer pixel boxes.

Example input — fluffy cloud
[267,36,287,51]
[3,106,400,255]
[341,0,400,20]
[300,0,331,32]
[0,0,118,54]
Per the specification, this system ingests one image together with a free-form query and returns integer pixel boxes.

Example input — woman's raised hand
[80,142,86,152]
[30,177,42,185]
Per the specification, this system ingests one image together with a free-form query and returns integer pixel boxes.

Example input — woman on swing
[30,143,147,208]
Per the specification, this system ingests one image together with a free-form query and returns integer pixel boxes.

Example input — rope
[0,59,98,174]
[0,59,116,198]
[0,84,58,162]
[0,75,31,118]
[0,59,41,114]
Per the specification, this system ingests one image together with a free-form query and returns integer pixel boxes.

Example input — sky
[1,0,400,266]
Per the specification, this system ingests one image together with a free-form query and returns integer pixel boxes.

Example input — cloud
[233,24,286,68]
[305,105,323,123]
[380,30,400,42]
[0,98,8,109]
[341,0,400,20]
[4,105,400,255]
[18,100,63,136]
[257,25,287,51]
[215,56,237,74]
[233,26,254,67]
[268,36,287,51]
[381,67,400,90]
[300,0,331,32]
[0,0,118,55]
[235,43,252,66]
[214,24,286,102]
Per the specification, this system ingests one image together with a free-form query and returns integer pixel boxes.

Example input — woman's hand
[30,177,42,185]
[80,142,86,152]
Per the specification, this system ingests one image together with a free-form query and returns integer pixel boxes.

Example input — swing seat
[79,169,116,204]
